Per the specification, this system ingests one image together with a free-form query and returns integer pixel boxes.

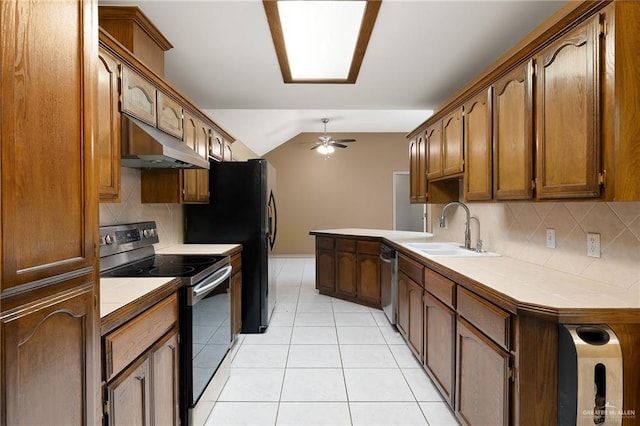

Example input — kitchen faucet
[439,201,471,250]
[470,216,483,252]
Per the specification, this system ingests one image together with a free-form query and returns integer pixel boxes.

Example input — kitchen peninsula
[310,229,640,426]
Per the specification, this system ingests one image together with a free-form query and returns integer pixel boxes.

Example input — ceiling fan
[310,118,356,155]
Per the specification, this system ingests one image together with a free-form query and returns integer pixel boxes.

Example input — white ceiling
[100,0,567,156]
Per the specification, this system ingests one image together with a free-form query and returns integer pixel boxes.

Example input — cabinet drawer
[104,293,178,381]
[424,268,455,308]
[317,237,335,251]
[336,238,356,252]
[457,287,510,349]
[230,253,242,275]
[398,254,423,286]
[357,241,380,255]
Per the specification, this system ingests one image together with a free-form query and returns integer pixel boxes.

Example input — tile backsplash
[99,168,183,249]
[430,202,640,290]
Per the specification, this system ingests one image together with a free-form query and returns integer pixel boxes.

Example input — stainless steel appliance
[99,221,232,425]
[380,244,397,325]
[185,159,277,333]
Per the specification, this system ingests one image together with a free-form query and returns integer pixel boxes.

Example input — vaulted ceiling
[100,0,567,155]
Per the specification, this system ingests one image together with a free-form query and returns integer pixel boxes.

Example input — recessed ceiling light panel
[278,1,365,80]
[263,0,381,84]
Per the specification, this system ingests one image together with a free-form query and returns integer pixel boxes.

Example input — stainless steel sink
[403,242,500,258]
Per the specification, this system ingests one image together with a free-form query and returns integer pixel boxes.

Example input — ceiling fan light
[317,145,329,155]
[326,145,335,154]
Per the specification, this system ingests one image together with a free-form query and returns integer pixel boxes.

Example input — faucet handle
[476,239,483,253]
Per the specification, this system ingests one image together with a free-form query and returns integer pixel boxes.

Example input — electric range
[99,221,233,425]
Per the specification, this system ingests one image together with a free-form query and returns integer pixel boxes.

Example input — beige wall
[431,201,640,290]
[265,133,409,255]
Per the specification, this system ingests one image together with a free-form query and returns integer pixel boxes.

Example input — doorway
[393,172,425,232]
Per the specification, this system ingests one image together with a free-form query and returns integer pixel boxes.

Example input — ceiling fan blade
[331,138,356,143]
[310,144,322,150]
[331,143,348,148]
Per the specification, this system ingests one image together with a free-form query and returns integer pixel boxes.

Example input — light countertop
[100,277,177,319]
[311,229,640,311]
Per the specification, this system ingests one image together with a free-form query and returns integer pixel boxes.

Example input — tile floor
[198,257,460,426]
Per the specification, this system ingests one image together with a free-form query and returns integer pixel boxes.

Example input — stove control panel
[99,221,159,258]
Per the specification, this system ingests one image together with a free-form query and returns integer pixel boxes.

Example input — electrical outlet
[587,233,601,258]
[546,229,556,248]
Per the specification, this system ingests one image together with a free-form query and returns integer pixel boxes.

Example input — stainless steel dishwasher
[380,244,397,325]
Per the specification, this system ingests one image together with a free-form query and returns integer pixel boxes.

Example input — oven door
[181,264,232,420]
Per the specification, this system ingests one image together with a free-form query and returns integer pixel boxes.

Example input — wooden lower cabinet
[315,236,381,308]
[424,292,455,406]
[356,241,381,306]
[1,283,98,425]
[230,252,243,339]
[397,271,424,359]
[316,245,335,294]
[456,317,511,426]
[336,239,357,298]
[152,331,180,425]
[103,294,180,425]
[106,354,152,426]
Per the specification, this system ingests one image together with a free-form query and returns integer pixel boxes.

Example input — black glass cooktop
[101,254,228,278]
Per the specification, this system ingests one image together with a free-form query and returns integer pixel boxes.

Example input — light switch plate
[546,229,556,248]
[587,232,601,258]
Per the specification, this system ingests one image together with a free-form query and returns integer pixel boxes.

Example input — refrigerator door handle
[268,190,277,251]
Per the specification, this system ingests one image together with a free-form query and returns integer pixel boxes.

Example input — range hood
[120,114,209,169]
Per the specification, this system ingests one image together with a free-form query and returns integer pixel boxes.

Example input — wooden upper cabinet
[183,112,198,151]
[442,108,464,177]
[182,117,210,204]
[223,139,234,161]
[426,122,443,180]
[157,91,183,138]
[493,61,534,200]
[535,15,602,199]
[464,89,493,201]
[1,0,98,289]
[121,65,157,125]
[210,132,224,161]
[98,47,121,203]
[409,135,427,203]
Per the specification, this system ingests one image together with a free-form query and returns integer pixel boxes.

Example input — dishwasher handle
[379,254,393,263]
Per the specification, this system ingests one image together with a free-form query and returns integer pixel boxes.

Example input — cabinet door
[157,92,183,138]
[442,109,464,176]
[2,284,97,425]
[426,122,443,180]
[424,292,455,406]
[407,279,424,359]
[464,89,492,201]
[1,0,98,289]
[535,16,602,199]
[98,47,121,202]
[397,271,410,338]
[231,271,243,337]
[456,318,510,426]
[152,330,179,426]
[107,356,152,426]
[223,140,233,161]
[210,132,224,161]
[357,253,380,306]
[121,66,157,125]
[410,136,427,203]
[316,248,336,294]
[409,138,418,202]
[493,61,534,200]
[336,250,357,298]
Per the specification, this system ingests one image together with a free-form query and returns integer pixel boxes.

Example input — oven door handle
[192,265,233,299]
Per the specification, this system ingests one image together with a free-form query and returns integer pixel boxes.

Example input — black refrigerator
[184,159,277,333]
